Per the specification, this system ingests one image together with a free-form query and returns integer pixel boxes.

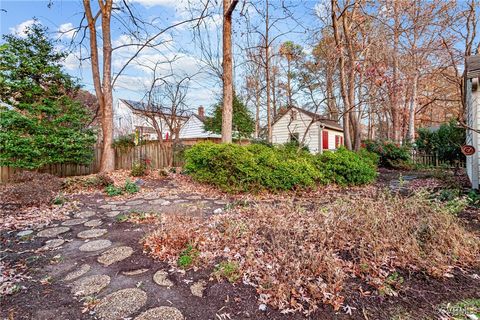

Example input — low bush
[131,162,146,177]
[124,179,139,194]
[63,173,113,192]
[144,192,480,315]
[364,140,411,169]
[314,148,377,186]
[183,142,376,192]
[105,184,123,196]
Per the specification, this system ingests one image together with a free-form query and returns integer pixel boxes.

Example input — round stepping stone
[190,280,206,297]
[98,246,133,266]
[71,274,110,296]
[41,238,65,250]
[100,204,116,210]
[77,229,107,239]
[135,307,184,320]
[79,239,112,252]
[153,270,173,287]
[122,268,149,276]
[84,219,103,227]
[126,199,145,206]
[37,227,70,238]
[74,211,96,219]
[95,288,147,320]
[62,218,88,226]
[17,230,33,237]
[105,211,120,218]
[149,199,165,205]
[64,264,91,281]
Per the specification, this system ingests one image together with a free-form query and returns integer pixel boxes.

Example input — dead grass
[144,191,480,315]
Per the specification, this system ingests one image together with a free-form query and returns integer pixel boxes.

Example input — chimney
[198,105,205,119]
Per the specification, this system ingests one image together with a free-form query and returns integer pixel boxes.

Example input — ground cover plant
[144,191,480,315]
[183,142,377,192]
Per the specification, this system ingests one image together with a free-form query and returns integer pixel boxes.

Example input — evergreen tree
[204,95,254,139]
[0,23,96,169]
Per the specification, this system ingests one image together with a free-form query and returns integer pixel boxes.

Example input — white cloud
[58,22,76,39]
[128,0,179,7]
[9,19,36,38]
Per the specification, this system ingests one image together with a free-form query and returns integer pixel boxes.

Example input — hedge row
[184,143,377,192]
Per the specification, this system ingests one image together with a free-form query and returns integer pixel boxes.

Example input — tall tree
[81,0,208,172]
[222,0,239,143]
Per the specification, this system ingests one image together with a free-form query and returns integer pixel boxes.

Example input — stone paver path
[26,185,232,320]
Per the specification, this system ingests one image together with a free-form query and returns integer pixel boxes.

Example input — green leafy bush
[364,140,411,169]
[131,161,146,177]
[184,142,376,192]
[416,120,465,164]
[124,179,139,194]
[314,148,377,186]
[112,134,136,149]
[105,184,123,196]
[357,148,380,167]
[177,244,200,269]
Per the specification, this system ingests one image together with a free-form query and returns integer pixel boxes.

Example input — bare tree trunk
[265,0,272,143]
[407,73,418,143]
[84,0,115,172]
[255,80,260,139]
[222,0,238,143]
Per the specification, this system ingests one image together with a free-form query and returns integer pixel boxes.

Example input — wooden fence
[0,142,177,183]
[411,152,466,168]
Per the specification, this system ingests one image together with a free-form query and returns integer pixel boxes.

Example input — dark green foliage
[184,142,376,192]
[203,95,254,139]
[416,120,465,163]
[177,244,200,269]
[112,134,136,149]
[357,148,380,167]
[364,140,411,169]
[0,23,96,169]
[314,148,378,186]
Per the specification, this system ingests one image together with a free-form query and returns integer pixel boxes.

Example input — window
[335,135,343,148]
[289,132,299,143]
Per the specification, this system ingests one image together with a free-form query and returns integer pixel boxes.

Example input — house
[178,110,221,145]
[465,55,480,189]
[114,99,220,143]
[271,106,344,153]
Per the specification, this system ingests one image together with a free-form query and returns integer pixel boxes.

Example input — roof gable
[273,106,343,132]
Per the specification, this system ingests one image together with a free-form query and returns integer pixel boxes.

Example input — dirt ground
[1,170,479,320]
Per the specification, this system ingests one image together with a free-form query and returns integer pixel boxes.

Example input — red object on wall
[165,132,169,140]
[322,131,329,150]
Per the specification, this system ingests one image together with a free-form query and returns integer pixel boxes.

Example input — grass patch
[214,260,241,283]
[439,299,480,320]
[177,244,199,269]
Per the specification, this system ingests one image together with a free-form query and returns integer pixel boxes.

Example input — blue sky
[0,0,317,113]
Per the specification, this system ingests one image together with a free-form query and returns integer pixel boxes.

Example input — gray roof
[120,99,189,119]
[466,55,480,79]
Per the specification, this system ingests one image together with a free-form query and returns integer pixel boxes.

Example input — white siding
[272,110,320,152]
[179,116,221,139]
[272,109,343,153]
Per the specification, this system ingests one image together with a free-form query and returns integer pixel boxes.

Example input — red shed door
[322,130,329,150]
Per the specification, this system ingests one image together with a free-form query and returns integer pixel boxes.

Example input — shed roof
[466,55,480,79]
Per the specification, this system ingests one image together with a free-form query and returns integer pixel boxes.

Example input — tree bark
[222,0,237,143]
[407,73,418,143]
[265,0,272,143]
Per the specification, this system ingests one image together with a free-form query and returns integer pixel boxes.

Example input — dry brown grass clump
[144,192,480,315]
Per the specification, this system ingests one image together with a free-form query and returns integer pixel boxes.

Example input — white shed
[271,106,344,153]
[179,114,221,140]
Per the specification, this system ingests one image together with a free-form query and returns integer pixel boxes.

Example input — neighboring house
[178,110,221,144]
[465,55,480,189]
[271,106,344,153]
[114,99,220,143]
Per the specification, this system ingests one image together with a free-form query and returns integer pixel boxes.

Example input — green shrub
[358,148,380,167]
[131,161,146,177]
[314,148,377,186]
[124,179,139,194]
[105,184,123,196]
[364,140,411,169]
[184,142,376,192]
[214,261,241,283]
[112,134,136,149]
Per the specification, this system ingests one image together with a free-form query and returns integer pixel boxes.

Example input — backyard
[1,149,479,319]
